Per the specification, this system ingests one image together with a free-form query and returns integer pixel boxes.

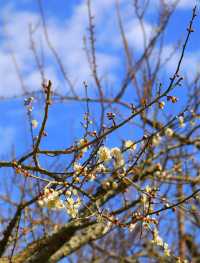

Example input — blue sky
[0,0,199,157]
[0,1,199,260]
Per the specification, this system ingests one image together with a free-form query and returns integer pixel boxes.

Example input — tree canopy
[0,1,200,262]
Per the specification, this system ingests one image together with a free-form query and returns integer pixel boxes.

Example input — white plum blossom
[98,146,112,162]
[111,147,125,168]
[152,133,162,146]
[129,223,136,232]
[31,119,38,129]
[65,196,81,218]
[38,188,64,210]
[152,228,163,246]
[151,228,171,257]
[178,116,185,127]
[124,140,137,151]
[165,128,174,137]
[163,242,170,257]
[111,147,122,160]
[95,164,106,173]
[73,163,83,174]
[78,138,88,152]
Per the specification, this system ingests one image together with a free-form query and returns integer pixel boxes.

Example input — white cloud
[0,0,197,97]
[150,0,196,10]
[0,0,158,97]
[152,43,200,81]
[167,0,197,9]
[124,20,153,51]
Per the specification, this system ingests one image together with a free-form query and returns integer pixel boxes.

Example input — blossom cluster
[151,228,171,257]
[38,188,64,210]
[65,189,81,218]
[38,188,81,218]
[73,162,106,182]
[97,140,136,168]
[152,127,174,147]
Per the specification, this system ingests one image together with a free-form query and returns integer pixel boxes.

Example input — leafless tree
[0,1,200,262]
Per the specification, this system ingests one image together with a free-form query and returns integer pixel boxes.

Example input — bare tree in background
[0,1,200,262]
